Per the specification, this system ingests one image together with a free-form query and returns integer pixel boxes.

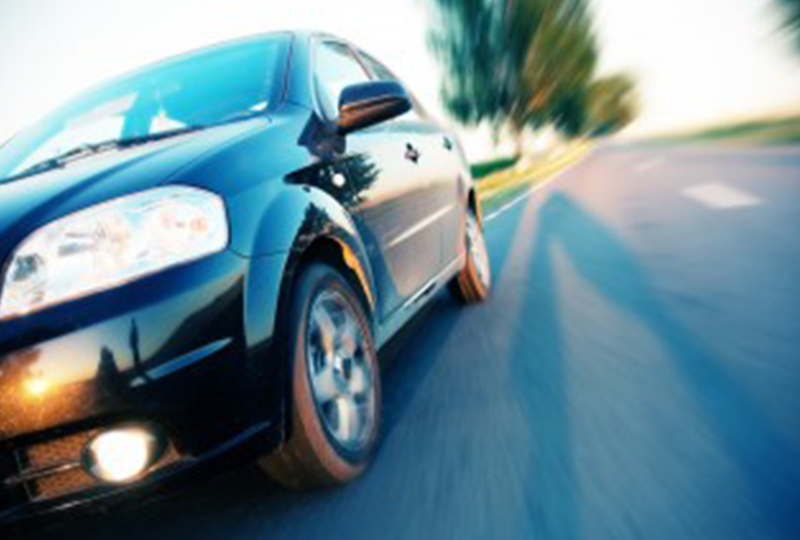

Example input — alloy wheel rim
[306,290,375,451]
[466,213,491,289]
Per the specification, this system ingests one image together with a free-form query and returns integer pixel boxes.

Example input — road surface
[17,144,800,540]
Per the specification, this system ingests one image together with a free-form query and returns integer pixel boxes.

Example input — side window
[360,53,399,83]
[314,41,371,120]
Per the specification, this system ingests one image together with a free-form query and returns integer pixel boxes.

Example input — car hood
[0,119,264,258]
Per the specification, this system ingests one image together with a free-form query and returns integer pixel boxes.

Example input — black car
[0,31,491,523]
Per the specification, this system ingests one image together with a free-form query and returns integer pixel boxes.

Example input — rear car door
[313,40,442,322]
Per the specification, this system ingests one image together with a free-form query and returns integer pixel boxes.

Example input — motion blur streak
[427,0,637,148]
[16,143,800,540]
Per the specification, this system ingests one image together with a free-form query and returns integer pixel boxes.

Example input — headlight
[0,186,228,320]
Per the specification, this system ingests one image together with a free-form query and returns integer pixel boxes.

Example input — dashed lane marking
[681,182,761,209]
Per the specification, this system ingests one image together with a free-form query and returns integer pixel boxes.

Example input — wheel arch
[288,235,376,325]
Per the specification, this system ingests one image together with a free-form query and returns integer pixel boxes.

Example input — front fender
[238,182,377,350]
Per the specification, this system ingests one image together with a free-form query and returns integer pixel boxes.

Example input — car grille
[12,431,100,501]
[0,448,29,515]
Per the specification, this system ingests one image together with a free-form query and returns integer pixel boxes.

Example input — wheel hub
[306,290,375,451]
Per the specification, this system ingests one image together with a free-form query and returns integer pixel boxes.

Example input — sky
[592,0,800,136]
[0,0,798,161]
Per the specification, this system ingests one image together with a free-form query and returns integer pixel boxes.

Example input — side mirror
[337,81,412,134]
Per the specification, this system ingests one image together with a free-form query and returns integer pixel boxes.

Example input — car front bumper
[0,249,287,525]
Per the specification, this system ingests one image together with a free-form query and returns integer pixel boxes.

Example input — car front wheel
[260,262,380,488]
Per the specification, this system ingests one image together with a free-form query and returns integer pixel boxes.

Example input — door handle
[405,143,421,164]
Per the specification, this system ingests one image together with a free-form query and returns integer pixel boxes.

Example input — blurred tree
[428,0,636,148]
[550,88,590,138]
[427,0,510,128]
[517,0,597,132]
[584,74,637,136]
[776,0,800,49]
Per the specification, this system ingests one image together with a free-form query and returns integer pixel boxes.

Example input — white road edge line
[483,152,592,224]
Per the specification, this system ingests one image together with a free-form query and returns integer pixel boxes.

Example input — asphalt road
[18,144,800,540]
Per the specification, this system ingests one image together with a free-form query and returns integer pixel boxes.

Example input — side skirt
[374,253,465,350]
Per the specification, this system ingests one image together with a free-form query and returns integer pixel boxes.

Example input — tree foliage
[776,0,800,49]
[428,0,637,142]
[585,74,638,136]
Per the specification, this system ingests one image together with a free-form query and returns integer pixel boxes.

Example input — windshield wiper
[2,126,204,183]
[108,110,267,151]
[2,111,266,183]
[2,143,111,182]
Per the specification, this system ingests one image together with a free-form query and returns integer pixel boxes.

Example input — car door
[313,39,442,322]
[356,51,465,271]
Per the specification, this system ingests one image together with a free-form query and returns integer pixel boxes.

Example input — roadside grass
[653,115,800,146]
[475,141,591,216]
[471,156,519,179]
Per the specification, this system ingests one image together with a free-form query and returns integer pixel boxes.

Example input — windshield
[0,34,290,181]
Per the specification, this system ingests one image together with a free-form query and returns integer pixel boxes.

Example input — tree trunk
[513,131,524,158]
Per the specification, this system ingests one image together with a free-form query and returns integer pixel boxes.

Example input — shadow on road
[510,194,581,540]
[519,192,800,537]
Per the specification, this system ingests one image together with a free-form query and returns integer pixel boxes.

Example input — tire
[260,262,380,489]
[450,206,492,303]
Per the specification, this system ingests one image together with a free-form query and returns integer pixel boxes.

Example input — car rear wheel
[260,263,380,488]
[450,206,491,303]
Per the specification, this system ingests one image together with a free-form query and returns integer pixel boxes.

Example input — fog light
[83,426,164,484]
